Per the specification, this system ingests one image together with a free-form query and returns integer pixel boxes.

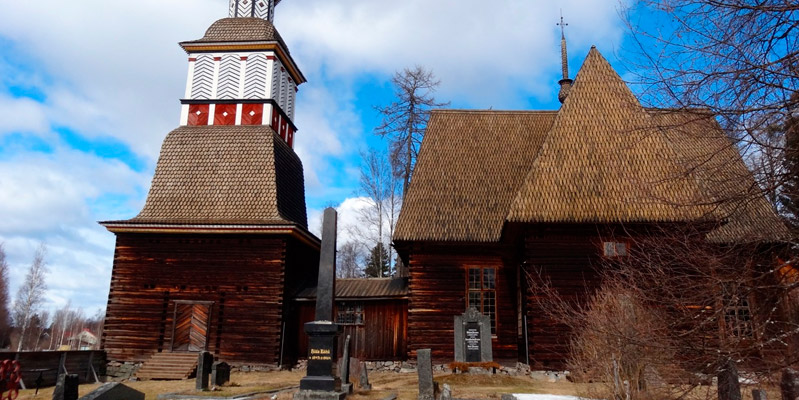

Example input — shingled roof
[295,278,408,300]
[395,47,788,243]
[180,17,289,51]
[121,125,307,227]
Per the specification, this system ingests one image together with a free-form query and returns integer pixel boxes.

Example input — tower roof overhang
[180,41,306,85]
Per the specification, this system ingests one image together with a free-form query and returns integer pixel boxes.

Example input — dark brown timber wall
[522,225,606,370]
[103,233,318,366]
[405,243,519,364]
[0,351,105,388]
[295,300,408,361]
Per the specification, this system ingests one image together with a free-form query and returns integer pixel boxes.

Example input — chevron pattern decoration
[191,55,215,99]
[270,63,280,99]
[229,0,275,21]
[244,54,268,99]
[217,55,241,99]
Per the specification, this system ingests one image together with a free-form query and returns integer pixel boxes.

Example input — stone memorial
[417,349,436,400]
[339,335,352,394]
[454,308,492,363]
[295,208,346,400]
[717,359,741,400]
[211,362,231,386]
[53,374,79,400]
[751,389,767,400]
[781,368,799,400]
[359,361,371,391]
[196,351,213,390]
[78,383,144,400]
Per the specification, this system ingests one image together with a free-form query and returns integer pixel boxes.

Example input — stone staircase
[135,352,199,380]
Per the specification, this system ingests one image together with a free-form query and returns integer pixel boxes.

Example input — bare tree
[528,225,798,399]
[337,241,363,279]
[375,65,448,197]
[0,243,10,348]
[352,148,402,277]
[624,0,799,223]
[13,243,48,351]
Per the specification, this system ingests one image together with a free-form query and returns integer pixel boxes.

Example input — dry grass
[18,369,775,400]
[15,370,586,400]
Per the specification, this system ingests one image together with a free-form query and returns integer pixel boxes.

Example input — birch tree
[0,244,10,348]
[13,243,48,351]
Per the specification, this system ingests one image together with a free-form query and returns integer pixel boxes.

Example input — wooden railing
[0,351,105,389]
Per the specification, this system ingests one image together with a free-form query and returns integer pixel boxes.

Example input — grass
[15,369,586,400]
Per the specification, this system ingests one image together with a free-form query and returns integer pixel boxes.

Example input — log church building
[100,1,789,376]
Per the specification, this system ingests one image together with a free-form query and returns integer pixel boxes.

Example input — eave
[178,41,306,84]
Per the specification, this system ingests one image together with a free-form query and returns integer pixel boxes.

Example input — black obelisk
[295,208,345,400]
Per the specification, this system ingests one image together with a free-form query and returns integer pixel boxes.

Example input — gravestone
[348,357,360,384]
[196,351,213,390]
[781,368,799,400]
[295,208,346,400]
[417,349,436,400]
[751,389,767,400]
[440,383,452,400]
[79,383,144,400]
[454,308,492,362]
[53,374,79,400]
[211,362,230,386]
[717,359,741,400]
[339,335,352,394]
[359,361,371,390]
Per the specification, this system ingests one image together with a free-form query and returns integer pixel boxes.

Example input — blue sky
[0,0,633,313]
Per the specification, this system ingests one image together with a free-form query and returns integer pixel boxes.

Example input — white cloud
[0,95,50,136]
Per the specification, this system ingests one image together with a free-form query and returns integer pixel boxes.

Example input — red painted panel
[272,108,281,136]
[188,104,209,126]
[214,104,236,126]
[241,104,263,125]
[287,127,294,148]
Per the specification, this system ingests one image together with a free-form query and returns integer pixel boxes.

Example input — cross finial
[557,10,568,40]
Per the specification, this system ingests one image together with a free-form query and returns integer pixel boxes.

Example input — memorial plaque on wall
[465,322,481,362]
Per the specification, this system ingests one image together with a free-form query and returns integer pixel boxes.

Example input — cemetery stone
[53,374,79,400]
[78,383,144,400]
[196,351,213,390]
[417,349,437,400]
[454,308,492,362]
[211,362,231,386]
[781,368,799,400]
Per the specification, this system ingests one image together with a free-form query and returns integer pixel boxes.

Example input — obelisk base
[295,322,344,400]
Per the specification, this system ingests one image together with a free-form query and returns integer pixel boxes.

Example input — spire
[228,0,279,22]
[556,11,573,104]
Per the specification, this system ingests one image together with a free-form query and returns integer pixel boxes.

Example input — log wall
[0,351,105,388]
[405,243,519,364]
[103,232,318,366]
[295,300,408,361]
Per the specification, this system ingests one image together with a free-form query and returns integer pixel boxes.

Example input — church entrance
[171,301,213,352]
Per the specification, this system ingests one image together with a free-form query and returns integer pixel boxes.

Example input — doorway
[171,301,213,352]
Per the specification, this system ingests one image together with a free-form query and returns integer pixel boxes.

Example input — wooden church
[392,36,790,366]
[100,0,320,369]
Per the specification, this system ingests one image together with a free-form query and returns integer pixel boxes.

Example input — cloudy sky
[0,0,632,313]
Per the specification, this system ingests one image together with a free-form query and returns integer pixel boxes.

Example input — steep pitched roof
[393,110,556,242]
[395,47,787,243]
[120,125,307,227]
[507,48,711,224]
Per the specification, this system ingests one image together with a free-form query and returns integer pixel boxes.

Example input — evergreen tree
[364,242,390,278]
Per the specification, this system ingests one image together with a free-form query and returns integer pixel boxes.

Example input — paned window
[603,241,628,257]
[467,267,497,334]
[723,290,753,338]
[336,302,364,325]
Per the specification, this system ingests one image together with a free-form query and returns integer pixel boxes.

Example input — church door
[171,301,212,352]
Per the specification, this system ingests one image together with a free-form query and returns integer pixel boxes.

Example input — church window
[336,302,364,325]
[467,266,497,334]
[723,285,754,338]
[603,241,628,257]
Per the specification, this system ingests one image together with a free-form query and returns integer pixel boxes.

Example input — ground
[15,370,587,400]
[13,370,781,400]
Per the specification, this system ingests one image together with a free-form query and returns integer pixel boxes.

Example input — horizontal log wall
[0,351,105,388]
[406,243,519,364]
[522,225,604,370]
[103,233,316,365]
[296,300,408,361]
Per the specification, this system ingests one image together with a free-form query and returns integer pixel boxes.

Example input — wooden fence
[0,350,105,389]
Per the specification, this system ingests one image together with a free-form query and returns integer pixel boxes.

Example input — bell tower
[178,0,304,147]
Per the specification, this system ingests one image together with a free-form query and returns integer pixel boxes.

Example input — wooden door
[171,302,212,352]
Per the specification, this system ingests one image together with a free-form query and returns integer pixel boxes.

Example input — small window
[466,267,497,334]
[723,288,753,338]
[336,302,364,325]
[603,241,628,257]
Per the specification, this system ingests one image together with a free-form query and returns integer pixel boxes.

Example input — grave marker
[454,308,492,362]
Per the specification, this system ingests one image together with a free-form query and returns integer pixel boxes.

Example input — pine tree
[364,243,390,278]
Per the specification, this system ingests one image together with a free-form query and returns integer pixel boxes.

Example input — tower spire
[556,10,573,104]
[229,0,278,22]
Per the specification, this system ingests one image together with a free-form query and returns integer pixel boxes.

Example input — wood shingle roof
[394,47,789,243]
[122,125,307,227]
